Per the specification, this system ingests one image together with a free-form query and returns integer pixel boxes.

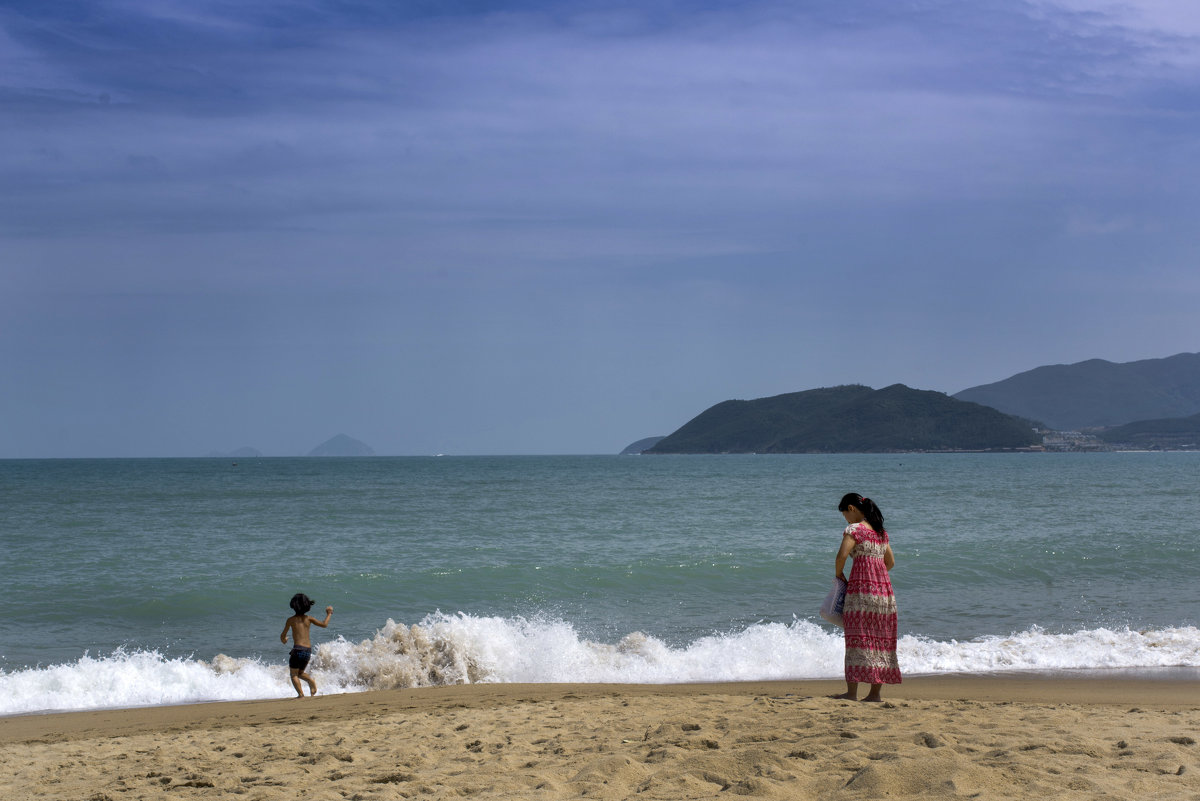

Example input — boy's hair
[290,593,314,615]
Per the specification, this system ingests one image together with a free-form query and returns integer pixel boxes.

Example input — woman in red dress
[833,492,900,701]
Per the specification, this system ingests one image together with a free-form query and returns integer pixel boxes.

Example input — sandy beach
[2,675,1198,800]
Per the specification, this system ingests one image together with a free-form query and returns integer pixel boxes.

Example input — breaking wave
[3,613,1197,716]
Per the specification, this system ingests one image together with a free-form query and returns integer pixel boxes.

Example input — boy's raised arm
[309,606,334,628]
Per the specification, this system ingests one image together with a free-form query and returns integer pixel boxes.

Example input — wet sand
[3,675,1198,799]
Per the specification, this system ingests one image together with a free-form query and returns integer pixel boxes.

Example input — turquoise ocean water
[1,453,1198,714]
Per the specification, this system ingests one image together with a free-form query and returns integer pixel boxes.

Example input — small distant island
[645,384,1041,454]
[307,434,376,457]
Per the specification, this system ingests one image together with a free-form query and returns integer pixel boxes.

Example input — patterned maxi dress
[842,522,901,685]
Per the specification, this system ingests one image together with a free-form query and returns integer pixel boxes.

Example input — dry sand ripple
[1,677,1197,800]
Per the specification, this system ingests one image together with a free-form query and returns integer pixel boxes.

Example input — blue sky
[2,0,1198,456]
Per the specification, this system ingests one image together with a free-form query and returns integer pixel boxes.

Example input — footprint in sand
[370,772,414,784]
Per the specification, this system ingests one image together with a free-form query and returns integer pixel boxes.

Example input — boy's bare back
[281,606,334,648]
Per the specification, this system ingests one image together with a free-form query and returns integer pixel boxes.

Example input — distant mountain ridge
[647,384,1039,454]
[953,352,1200,430]
[1097,412,1200,449]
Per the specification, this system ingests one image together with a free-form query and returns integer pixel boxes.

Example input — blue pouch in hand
[819,577,847,628]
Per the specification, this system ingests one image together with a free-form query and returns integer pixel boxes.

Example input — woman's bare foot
[860,694,883,702]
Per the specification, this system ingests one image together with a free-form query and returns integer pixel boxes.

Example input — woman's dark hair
[838,492,886,534]
[290,593,314,615]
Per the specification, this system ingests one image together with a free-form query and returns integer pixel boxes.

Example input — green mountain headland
[646,384,1040,454]
[621,436,666,455]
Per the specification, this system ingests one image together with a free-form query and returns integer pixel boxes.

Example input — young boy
[280,593,333,697]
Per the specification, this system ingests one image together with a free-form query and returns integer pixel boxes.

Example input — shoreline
[6,666,1200,726]
[3,675,1197,800]
[5,672,1199,743]
[7,667,1200,724]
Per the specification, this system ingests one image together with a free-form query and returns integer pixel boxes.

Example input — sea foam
[3,615,1198,716]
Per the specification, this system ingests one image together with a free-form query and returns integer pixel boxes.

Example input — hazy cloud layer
[2,0,1197,456]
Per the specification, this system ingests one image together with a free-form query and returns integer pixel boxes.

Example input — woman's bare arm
[835,533,856,581]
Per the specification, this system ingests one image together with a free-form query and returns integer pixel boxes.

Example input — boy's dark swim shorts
[289,646,312,671]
